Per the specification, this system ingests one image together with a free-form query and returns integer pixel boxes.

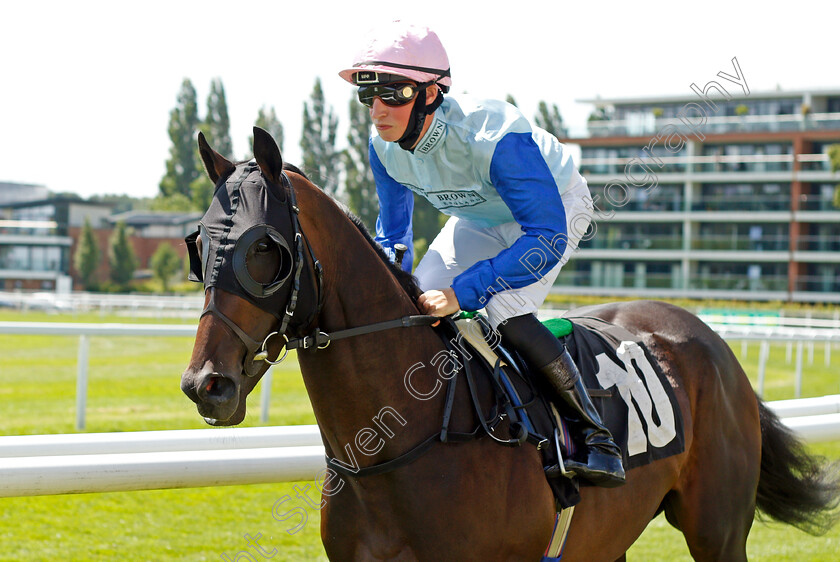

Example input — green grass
[734,339,840,402]
[0,484,327,562]
[627,440,840,561]
[1,310,839,560]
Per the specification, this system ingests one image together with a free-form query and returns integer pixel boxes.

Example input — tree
[829,144,840,173]
[244,106,285,160]
[189,174,214,212]
[300,78,340,197]
[204,78,233,158]
[587,106,610,135]
[150,193,193,212]
[189,78,233,211]
[829,144,840,209]
[88,193,150,214]
[150,243,181,293]
[108,221,137,289]
[505,94,518,107]
[74,217,99,289]
[252,106,285,154]
[343,94,379,230]
[159,79,202,202]
[535,100,568,138]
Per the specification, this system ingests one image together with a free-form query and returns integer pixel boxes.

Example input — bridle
[194,164,530,478]
[196,165,438,377]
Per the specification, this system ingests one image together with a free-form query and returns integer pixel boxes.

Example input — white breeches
[414,182,592,328]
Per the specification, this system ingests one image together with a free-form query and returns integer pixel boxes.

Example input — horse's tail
[755,396,840,534]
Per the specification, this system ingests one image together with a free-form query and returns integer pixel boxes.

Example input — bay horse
[181,127,839,561]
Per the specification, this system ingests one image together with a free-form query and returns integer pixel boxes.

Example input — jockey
[339,21,625,487]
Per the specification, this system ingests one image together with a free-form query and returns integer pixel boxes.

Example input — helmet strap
[397,83,443,151]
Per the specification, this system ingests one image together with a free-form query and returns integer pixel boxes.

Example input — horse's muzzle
[180,367,243,425]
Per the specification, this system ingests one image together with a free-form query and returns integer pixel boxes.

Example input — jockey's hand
[418,288,460,326]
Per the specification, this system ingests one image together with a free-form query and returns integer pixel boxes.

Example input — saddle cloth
[454,312,685,493]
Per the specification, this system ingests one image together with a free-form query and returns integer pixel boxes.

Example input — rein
[205,169,528,478]
[326,317,534,479]
[263,314,440,360]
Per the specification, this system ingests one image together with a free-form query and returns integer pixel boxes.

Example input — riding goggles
[357,83,418,107]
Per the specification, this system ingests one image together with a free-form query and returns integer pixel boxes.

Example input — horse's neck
[296,191,446,457]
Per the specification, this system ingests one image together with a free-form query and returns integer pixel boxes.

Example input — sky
[1,0,837,199]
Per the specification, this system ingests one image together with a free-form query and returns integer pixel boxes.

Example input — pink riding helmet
[339,21,451,91]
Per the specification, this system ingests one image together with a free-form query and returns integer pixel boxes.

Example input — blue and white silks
[370,95,588,311]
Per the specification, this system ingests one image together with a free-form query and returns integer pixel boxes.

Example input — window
[695,183,790,211]
[693,261,788,291]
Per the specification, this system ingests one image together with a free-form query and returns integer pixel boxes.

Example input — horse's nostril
[203,375,236,403]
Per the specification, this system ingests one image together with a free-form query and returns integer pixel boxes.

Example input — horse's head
[180,127,320,425]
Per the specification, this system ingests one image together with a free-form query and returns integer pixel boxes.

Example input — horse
[181,127,839,561]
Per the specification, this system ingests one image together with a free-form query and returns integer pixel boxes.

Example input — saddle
[444,311,685,509]
[444,312,582,508]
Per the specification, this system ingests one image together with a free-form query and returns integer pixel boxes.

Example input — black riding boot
[498,314,626,488]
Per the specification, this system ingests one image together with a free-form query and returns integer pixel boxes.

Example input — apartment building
[0,187,109,291]
[557,88,840,303]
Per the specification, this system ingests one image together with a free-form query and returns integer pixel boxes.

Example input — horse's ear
[198,132,235,184]
[253,126,284,185]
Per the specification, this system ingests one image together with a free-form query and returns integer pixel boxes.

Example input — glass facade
[693,223,789,251]
[693,183,790,211]
[799,184,840,212]
[699,143,793,173]
[580,223,682,250]
[589,183,683,212]
[0,244,65,271]
[556,260,682,290]
[11,205,55,222]
[580,145,687,176]
[567,90,840,300]
[798,264,840,292]
[796,263,840,293]
[578,93,840,139]
[797,223,840,252]
[691,262,788,291]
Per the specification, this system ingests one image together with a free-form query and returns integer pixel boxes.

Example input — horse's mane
[344,209,423,300]
[282,163,423,301]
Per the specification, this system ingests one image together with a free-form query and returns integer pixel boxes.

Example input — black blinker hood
[186,162,308,321]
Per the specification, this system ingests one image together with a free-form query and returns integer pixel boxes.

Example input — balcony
[555,271,680,290]
[0,256,64,273]
[694,154,793,173]
[690,235,789,252]
[689,275,789,292]
[580,153,840,179]
[690,196,790,212]
[569,112,840,139]
[796,236,840,252]
[0,219,59,237]
[596,196,684,213]
[798,193,840,211]
[796,276,840,293]
[583,235,683,251]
